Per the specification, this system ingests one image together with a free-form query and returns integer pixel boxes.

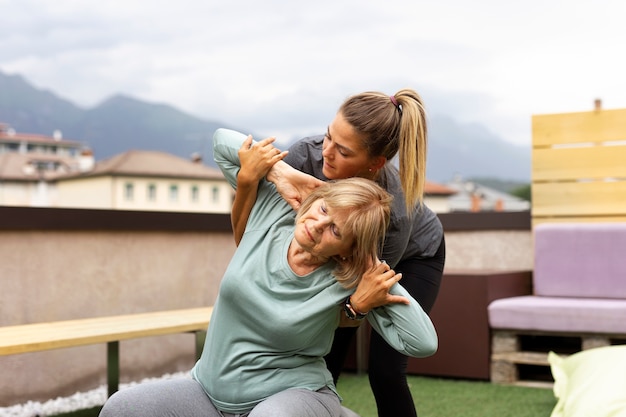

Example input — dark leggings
[325,236,446,417]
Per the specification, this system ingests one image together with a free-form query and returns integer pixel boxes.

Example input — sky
[1,0,625,147]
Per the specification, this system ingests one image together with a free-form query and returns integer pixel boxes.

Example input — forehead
[328,113,367,152]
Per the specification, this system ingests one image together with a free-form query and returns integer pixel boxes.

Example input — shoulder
[283,135,326,178]
[285,135,324,160]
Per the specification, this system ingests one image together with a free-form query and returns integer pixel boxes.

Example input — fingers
[288,199,302,211]
[387,295,411,305]
[371,259,391,274]
[256,136,277,147]
[250,137,287,159]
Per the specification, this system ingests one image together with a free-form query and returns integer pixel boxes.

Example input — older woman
[98,128,437,417]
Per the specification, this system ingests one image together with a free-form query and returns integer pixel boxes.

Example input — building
[423,180,458,213]
[0,123,91,206]
[0,123,231,213]
[56,150,232,213]
[446,176,530,212]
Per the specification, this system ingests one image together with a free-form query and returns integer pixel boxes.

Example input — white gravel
[0,371,191,417]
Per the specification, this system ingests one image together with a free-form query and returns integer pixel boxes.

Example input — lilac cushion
[534,223,626,298]
[488,295,626,333]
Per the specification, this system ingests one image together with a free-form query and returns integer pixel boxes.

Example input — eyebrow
[326,126,354,155]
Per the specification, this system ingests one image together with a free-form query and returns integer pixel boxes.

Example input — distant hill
[426,115,530,182]
[0,70,530,182]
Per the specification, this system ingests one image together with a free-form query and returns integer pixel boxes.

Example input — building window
[125,182,134,201]
[191,185,199,203]
[147,184,157,201]
[211,186,220,203]
[169,184,179,202]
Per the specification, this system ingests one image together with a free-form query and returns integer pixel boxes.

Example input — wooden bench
[0,307,213,397]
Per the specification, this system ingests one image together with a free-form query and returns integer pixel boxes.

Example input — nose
[322,141,333,159]
[311,216,332,232]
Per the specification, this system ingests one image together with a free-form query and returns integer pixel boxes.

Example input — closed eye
[320,204,342,238]
[325,132,350,157]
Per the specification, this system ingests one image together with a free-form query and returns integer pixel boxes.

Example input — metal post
[107,341,120,397]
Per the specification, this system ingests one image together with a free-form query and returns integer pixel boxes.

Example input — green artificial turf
[337,373,557,417]
[51,374,557,417]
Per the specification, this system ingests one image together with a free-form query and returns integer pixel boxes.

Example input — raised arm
[265,161,325,210]
[231,136,288,245]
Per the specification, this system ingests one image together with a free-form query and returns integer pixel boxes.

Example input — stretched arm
[266,161,325,210]
[341,259,438,357]
[231,135,288,245]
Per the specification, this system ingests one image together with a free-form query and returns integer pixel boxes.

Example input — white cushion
[549,345,626,417]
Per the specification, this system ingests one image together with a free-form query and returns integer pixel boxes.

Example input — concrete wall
[0,208,237,406]
[0,207,532,406]
[443,230,533,271]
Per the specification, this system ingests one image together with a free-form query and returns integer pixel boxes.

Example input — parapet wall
[0,207,531,406]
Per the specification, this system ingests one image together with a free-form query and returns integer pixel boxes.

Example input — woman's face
[294,198,354,260]
[321,112,378,180]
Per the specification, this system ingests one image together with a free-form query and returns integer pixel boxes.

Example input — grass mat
[51,374,557,417]
[337,374,557,417]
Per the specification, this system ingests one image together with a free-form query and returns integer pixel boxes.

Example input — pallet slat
[532,145,626,181]
[490,331,617,387]
[532,108,626,146]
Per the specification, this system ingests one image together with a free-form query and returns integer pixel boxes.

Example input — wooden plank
[532,145,626,181]
[511,381,554,389]
[531,181,626,217]
[0,307,213,355]
[492,351,551,366]
[533,108,626,147]
[532,216,626,227]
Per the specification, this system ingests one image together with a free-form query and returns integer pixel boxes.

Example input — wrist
[344,296,368,320]
[265,161,285,183]
[351,297,369,315]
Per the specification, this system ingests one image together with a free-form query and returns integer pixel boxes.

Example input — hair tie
[390,95,402,114]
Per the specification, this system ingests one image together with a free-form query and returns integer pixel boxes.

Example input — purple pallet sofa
[487,223,626,385]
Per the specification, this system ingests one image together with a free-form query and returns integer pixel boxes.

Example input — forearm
[213,129,245,188]
[231,180,259,246]
[265,160,292,184]
[367,283,438,358]
[265,160,325,210]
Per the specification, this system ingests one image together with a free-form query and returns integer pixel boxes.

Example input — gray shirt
[284,135,443,267]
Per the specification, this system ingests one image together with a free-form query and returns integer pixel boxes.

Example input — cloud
[1,0,625,147]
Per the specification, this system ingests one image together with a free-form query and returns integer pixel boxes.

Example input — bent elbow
[422,338,438,358]
[411,333,438,358]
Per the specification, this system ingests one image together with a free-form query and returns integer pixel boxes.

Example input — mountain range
[0,71,530,183]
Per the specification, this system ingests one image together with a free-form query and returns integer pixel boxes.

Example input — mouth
[323,159,334,170]
[304,224,315,242]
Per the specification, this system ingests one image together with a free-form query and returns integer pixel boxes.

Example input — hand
[237,135,288,186]
[268,163,325,210]
[350,259,409,313]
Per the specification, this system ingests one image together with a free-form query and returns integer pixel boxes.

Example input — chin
[322,166,337,180]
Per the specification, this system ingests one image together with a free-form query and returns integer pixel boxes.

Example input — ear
[370,156,387,171]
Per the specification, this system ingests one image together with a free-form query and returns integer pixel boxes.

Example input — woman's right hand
[350,259,410,314]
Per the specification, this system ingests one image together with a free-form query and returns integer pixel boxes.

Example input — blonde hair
[338,88,428,214]
[296,177,392,289]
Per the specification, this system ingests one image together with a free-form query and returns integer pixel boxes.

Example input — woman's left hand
[237,135,288,185]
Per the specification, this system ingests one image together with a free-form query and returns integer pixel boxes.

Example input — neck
[288,239,328,275]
